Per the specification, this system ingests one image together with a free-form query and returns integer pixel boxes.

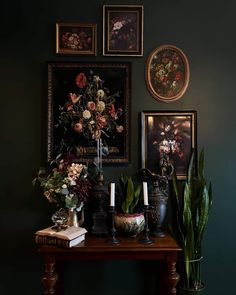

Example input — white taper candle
[110,183,115,206]
[143,182,149,205]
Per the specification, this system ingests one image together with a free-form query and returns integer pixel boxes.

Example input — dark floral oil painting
[47,62,131,164]
[103,5,143,56]
[146,45,190,102]
[56,23,97,55]
[141,111,196,179]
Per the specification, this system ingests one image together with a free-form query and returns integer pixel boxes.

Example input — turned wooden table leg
[42,254,58,295]
[166,253,180,295]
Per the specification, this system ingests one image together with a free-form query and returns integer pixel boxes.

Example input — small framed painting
[103,5,143,56]
[146,45,190,102]
[141,111,197,180]
[56,22,97,55]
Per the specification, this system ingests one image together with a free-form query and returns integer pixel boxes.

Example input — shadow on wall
[1,255,44,295]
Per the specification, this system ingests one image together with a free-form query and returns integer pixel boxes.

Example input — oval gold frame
[146,44,190,102]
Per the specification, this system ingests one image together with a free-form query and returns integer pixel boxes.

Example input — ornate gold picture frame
[56,22,97,55]
[146,45,190,102]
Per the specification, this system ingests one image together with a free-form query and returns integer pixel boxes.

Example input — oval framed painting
[146,44,190,102]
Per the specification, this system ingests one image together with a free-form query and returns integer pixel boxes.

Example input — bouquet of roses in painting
[55,71,124,156]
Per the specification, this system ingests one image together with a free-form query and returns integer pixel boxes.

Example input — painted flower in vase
[56,71,124,153]
[34,159,92,210]
[153,118,186,166]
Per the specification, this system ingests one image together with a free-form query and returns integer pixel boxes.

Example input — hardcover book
[35,226,87,248]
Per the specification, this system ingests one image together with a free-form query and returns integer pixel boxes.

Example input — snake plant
[118,175,141,214]
[171,149,212,290]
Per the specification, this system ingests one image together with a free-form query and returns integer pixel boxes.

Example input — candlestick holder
[108,206,120,245]
[91,171,108,235]
[139,205,154,245]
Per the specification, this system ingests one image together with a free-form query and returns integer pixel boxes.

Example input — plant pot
[178,285,205,295]
[114,213,145,238]
[178,256,204,295]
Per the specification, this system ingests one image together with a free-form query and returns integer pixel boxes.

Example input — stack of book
[35,226,87,248]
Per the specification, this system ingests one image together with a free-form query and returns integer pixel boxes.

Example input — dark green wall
[1,0,235,294]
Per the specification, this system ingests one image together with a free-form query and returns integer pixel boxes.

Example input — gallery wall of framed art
[51,4,193,172]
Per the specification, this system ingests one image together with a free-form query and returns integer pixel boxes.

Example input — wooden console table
[39,234,181,295]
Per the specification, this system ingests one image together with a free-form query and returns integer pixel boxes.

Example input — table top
[39,234,181,260]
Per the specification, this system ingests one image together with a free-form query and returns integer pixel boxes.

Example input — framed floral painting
[56,23,97,55]
[141,111,197,180]
[103,5,143,56]
[146,45,190,102]
[47,62,131,164]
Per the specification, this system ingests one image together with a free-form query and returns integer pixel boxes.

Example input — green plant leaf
[208,180,213,213]
[129,184,141,214]
[187,151,195,186]
[184,207,194,289]
[121,202,126,214]
[65,194,78,208]
[172,169,180,210]
[198,149,205,182]
[119,174,128,196]
[183,183,191,232]
[171,169,185,245]
[196,185,211,251]
[174,148,213,289]
[121,176,135,213]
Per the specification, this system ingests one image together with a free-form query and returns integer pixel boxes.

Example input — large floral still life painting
[47,62,131,164]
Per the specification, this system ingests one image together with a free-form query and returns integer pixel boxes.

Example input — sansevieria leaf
[170,149,212,289]
[130,184,141,214]
[119,174,142,214]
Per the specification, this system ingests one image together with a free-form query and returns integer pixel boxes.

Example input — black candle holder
[139,205,154,245]
[91,171,108,235]
[108,206,120,245]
